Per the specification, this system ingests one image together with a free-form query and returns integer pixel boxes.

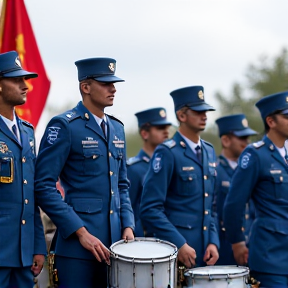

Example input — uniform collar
[178,131,201,154]
[137,149,151,162]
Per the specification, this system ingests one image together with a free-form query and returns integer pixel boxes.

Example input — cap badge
[242,118,248,128]
[159,109,166,118]
[15,57,22,68]
[198,90,204,100]
[108,63,115,72]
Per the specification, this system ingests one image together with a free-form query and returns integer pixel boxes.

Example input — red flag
[0,0,50,128]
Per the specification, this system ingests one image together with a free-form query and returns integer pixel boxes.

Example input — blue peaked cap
[255,91,288,121]
[215,114,257,137]
[75,57,124,83]
[170,86,215,112]
[135,107,171,128]
[0,51,37,78]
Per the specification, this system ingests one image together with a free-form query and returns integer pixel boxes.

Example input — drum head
[110,237,177,262]
[184,265,249,279]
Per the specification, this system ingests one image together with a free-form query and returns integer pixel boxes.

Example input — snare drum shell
[109,238,177,288]
[184,265,249,288]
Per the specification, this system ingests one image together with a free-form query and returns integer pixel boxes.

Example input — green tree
[214,47,288,152]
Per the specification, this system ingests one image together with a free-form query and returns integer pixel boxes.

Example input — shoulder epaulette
[106,114,124,126]
[21,120,34,129]
[142,156,150,162]
[163,139,176,148]
[202,139,214,148]
[253,141,265,149]
[127,156,141,166]
[63,110,81,122]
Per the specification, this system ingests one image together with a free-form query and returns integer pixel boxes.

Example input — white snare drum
[109,237,178,288]
[184,266,249,288]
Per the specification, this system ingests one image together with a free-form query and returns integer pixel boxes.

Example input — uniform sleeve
[209,151,220,248]
[34,205,47,255]
[127,164,142,214]
[118,134,135,231]
[140,146,187,248]
[31,133,46,255]
[35,118,84,239]
[223,147,259,244]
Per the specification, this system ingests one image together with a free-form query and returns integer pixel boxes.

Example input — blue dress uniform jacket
[34,101,134,260]
[140,132,219,265]
[215,155,255,265]
[224,135,288,275]
[0,117,46,267]
[127,149,150,237]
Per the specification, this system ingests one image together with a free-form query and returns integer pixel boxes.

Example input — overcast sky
[22,0,288,140]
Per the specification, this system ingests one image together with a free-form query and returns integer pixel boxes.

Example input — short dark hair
[264,113,277,133]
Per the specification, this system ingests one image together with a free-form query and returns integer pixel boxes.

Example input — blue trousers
[250,270,288,288]
[0,266,34,288]
[56,255,107,288]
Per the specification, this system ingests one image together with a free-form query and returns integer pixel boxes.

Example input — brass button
[22,220,26,225]
[221,227,226,231]
[24,199,28,204]
[204,193,208,197]
[92,155,97,159]
[203,226,207,230]
[22,157,26,163]
[205,210,209,215]
[204,175,207,180]
[110,171,113,176]
[110,210,113,214]
[188,176,192,181]
[245,214,249,220]
[109,152,112,157]
[241,227,245,232]
[280,176,283,182]
[111,190,114,195]
[23,179,27,184]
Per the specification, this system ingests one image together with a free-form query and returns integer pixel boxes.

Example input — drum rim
[184,265,249,280]
[110,237,178,263]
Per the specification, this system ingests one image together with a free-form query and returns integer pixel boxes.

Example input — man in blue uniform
[224,91,288,287]
[0,51,46,288]
[127,107,171,236]
[140,86,219,268]
[34,57,135,288]
[214,114,257,265]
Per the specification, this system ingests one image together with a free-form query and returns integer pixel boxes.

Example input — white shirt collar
[0,112,17,130]
[92,114,107,126]
[275,145,286,159]
[0,112,21,143]
[179,132,201,154]
[227,158,238,170]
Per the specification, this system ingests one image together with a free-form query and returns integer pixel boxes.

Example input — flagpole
[0,0,6,50]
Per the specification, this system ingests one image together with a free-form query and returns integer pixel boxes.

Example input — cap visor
[188,103,215,111]
[233,128,258,137]
[3,70,38,79]
[150,120,172,126]
[94,75,124,83]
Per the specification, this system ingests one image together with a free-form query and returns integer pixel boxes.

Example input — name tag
[221,181,230,187]
[270,170,282,174]
[82,140,98,148]
[113,140,125,148]
[182,167,194,171]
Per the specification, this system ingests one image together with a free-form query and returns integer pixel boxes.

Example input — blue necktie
[100,120,106,138]
[195,145,202,164]
[12,124,19,141]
